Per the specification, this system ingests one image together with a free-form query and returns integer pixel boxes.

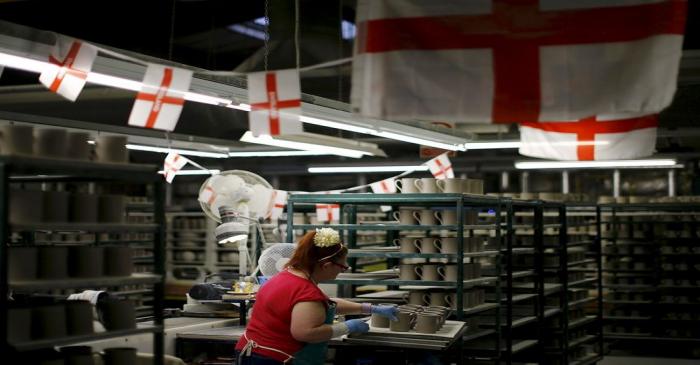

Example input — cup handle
[412,211,422,224]
[414,266,423,279]
[393,211,400,222]
[394,180,403,192]
[436,179,445,192]
[413,239,422,253]
[423,294,431,306]
[414,179,423,192]
[433,239,442,252]
[444,294,453,307]
[434,211,443,225]
[392,239,400,246]
[437,266,446,279]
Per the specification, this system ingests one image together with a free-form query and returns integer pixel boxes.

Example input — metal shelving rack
[286,193,503,364]
[599,202,700,357]
[0,155,165,364]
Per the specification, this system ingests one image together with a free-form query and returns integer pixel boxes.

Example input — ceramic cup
[395,178,419,193]
[399,264,418,280]
[393,209,417,225]
[393,237,417,254]
[104,246,133,276]
[10,189,43,224]
[95,135,128,163]
[439,237,458,254]
[69,246,105,278]
[413,237,440,254]
[415,265,440,281]
[100,299,136,331]
[445,293,470,310]
[414,178,438,194]
[66,132,91,160]
[103,347,137,365]
[436,178,463,193]
[429,292,447,307]
[70,193,99,223]
[38,246,69,279]
[98,194,126,223]
[32,304,67,339]
[435,210,457,225]
[0,124,33,155]
[407,291,429,306]
[9,246,38,280]
[35,128,68,158]
[43,191,70,222]
[370,303,398,328]
[390,311,416,332]
[413,209,437,226]
[60,346,94,365]
[414,313,440,334]
[65,300,94,336]
[7,307,32,344]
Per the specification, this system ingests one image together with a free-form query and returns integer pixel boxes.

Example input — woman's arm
[290,301,334,343]
[331,297,364,315]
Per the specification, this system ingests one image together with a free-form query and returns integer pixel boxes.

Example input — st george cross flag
[315,191,342,223]
[163,152,190,183]
[128,64,192,131]
[426,152,455,180]
[519,114,659,161]
[39,37,97,101]
[370,178,397,194]
[198,175,222,207]
[266,190,289,221]
[248,69,303,136]
[351,0,687,123]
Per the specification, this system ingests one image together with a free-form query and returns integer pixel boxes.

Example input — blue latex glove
[371,305,399,321]
[344,319,370,333]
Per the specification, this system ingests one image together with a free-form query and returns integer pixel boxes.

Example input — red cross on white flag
[198,175,222,207]
[128,64,192,132]
[163,152,189,183]
[248,69,303,136]
[351,0,686,123]
[519,114,658,161]
[315,191,341,223]
[39,37,97,101]
[267,190,289,221]
[370,178,397,194]
[426,153,455,180]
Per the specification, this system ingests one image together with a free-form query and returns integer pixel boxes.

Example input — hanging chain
[264,0,270,71]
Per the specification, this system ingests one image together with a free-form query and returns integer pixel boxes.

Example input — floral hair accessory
[314,228,341,247]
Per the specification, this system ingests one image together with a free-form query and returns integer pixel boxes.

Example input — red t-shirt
[235,270,329,362]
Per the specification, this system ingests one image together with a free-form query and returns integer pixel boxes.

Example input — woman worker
[235,228,398,364]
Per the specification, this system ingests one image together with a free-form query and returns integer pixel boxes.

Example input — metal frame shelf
[0,155,165,364]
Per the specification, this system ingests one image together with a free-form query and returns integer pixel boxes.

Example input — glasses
[331,262,351,272]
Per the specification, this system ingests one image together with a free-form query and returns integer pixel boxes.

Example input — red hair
[286,231,348,274]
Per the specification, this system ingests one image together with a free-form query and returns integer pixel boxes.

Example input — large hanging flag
[267,190,289,221]
[351,0,687,123]
[248,69,303,136]
[162,152,190,183]
[519,114,659,160]
[426,152,455,180]
[39,37,97,101]
[128,64,192,131]
[315,191,342,223]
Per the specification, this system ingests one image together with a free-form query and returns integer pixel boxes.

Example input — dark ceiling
[1,0,700,187]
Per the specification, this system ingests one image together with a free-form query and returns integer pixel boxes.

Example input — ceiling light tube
[157,169,221,176]
[126,144,229,158]
[515,159,678,170]
[308,165,429,173]
[229,150,329,157]
[240,131,384,159]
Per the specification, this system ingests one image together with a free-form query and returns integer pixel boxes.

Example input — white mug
[429,292,447,307]
[407,291,428,305]
[414,237,440,254]
[440,237,458,253]
[393,237,417,253]
[436,178,463,193]
[395,178,419,193]
[413,209,437,225]
[415,265,440,281]
[435,210,458,225]
[400,264,418,280]
[414,178,438,193]
[393,209,417,225]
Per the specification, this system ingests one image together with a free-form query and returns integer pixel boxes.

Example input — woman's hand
[344,319,370,333]
[371,305,399,321]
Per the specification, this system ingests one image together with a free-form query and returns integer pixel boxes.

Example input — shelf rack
[286,193,504,364]
[0,155,165,364]
[599,202,700,357]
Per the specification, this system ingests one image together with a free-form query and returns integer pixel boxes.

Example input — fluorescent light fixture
[309,165,429,173]
[126,144,229,158]
[158,169,221,175]
[228,150,329,157]
[515,159,678,170]
[299,115,465,151]
[240,131,385,159]
[463,140,610,150]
